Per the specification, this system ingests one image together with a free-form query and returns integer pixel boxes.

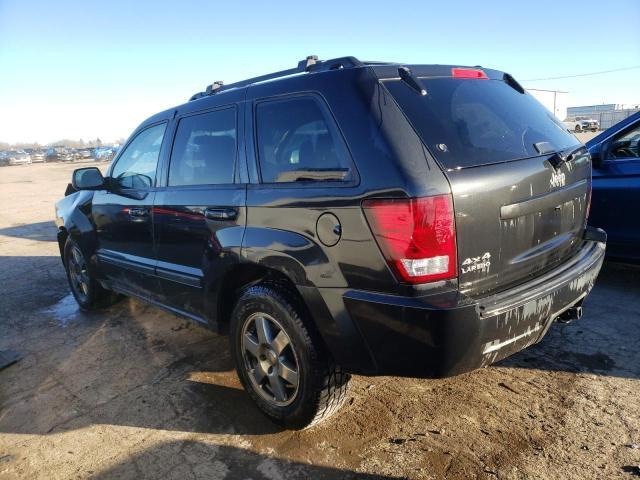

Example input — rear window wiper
[561,145,587,162]
[398,67,427,96]
[503,73,525,94]
[535,142,586,169]
[276,168,349,183]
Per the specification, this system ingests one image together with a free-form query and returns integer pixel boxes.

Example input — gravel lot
[0,159,638,480]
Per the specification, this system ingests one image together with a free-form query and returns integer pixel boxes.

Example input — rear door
[153,105,246,318]
[383,69,590,297]
[591,119,640,257]
[92,122,167,296]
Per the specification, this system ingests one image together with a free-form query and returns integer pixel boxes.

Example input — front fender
[54,190,98,262]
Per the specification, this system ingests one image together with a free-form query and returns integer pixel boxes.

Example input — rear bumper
[313,237,605,378]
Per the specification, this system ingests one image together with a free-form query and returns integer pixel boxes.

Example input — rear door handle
[204,208,238,221]
[128,207,149,217]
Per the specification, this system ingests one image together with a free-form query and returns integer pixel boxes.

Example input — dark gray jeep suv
[56,56,606,428]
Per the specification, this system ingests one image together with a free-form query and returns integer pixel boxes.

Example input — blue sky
[0,0,638,144]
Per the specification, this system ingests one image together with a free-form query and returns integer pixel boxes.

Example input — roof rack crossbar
[189,55,363,101]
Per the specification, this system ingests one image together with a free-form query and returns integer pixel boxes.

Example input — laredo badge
[461,252,491,274]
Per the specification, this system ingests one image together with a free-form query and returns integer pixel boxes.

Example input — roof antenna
[205,81,224,95]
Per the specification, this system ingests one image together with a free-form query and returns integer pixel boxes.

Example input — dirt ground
[574,131,600,144]
[0,159,638,480]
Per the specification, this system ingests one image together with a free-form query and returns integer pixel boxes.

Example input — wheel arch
[55,190,99,264]
[209,226,343,335]
[60,211,99,263]
[57,226,69,260]
[209,263,310,335]
[208,260,377,374]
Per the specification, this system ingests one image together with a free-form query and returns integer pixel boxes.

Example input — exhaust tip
[556,306,583,324]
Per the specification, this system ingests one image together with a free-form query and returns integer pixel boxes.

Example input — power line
[523,65,640,81]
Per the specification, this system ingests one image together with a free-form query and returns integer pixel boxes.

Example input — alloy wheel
[68,246,90,301]
[241,312,300,406]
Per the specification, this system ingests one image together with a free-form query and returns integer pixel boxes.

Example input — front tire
[230,283,350,429]
[63,238,120,311]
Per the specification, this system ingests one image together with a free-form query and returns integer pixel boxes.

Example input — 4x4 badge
[462,252,491,274]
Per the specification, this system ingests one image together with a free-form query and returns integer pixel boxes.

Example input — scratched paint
[569,266,599,292]
[522,294,554,321]
[478,254,603,368]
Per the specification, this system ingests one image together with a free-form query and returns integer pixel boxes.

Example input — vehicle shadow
[89,439,401,479]
[0,220,57,242]
[0,275,286,436]
[0,258,638,440]
[499,261,640,380]
[0,255,67,313]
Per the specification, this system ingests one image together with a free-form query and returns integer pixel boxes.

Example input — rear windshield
[384,78,580,169]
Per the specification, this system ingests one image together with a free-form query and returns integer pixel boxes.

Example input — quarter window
[169,108,237,186]
[255,96,352,183]
[111,123,166,189]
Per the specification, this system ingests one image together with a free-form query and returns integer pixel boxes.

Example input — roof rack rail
[189,55,363,101]
[205,81,224,95]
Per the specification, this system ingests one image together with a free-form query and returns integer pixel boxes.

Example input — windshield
[384,78,581,169]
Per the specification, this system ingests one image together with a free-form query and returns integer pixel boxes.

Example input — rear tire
[230,283,350,429]
[63,238,120,311]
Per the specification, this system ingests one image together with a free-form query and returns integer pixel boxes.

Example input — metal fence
[594,109,640,130]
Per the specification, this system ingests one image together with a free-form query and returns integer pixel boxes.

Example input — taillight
[362,195,457,284]
[451,67,488,79]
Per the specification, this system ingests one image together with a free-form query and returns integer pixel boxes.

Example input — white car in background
[5,150,32,166]
[563,116,599,132]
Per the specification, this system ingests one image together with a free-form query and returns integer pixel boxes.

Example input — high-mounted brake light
[362,195,457,284]
[451,67,488,79]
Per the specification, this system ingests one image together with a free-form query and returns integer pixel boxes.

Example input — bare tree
[1,136,118,151]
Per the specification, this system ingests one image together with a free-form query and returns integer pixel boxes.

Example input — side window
[608,123,640,160]
[111,123,166,189]
[169,108,236,186]
[255,96,353,183]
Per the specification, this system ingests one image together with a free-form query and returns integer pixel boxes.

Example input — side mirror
[72,167,105,190]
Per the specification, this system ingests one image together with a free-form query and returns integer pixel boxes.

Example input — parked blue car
[93,147,117,162]
[587,111,640,261]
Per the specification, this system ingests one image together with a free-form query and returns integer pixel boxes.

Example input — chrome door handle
[128,207,149,217]
[204,208,237,220]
